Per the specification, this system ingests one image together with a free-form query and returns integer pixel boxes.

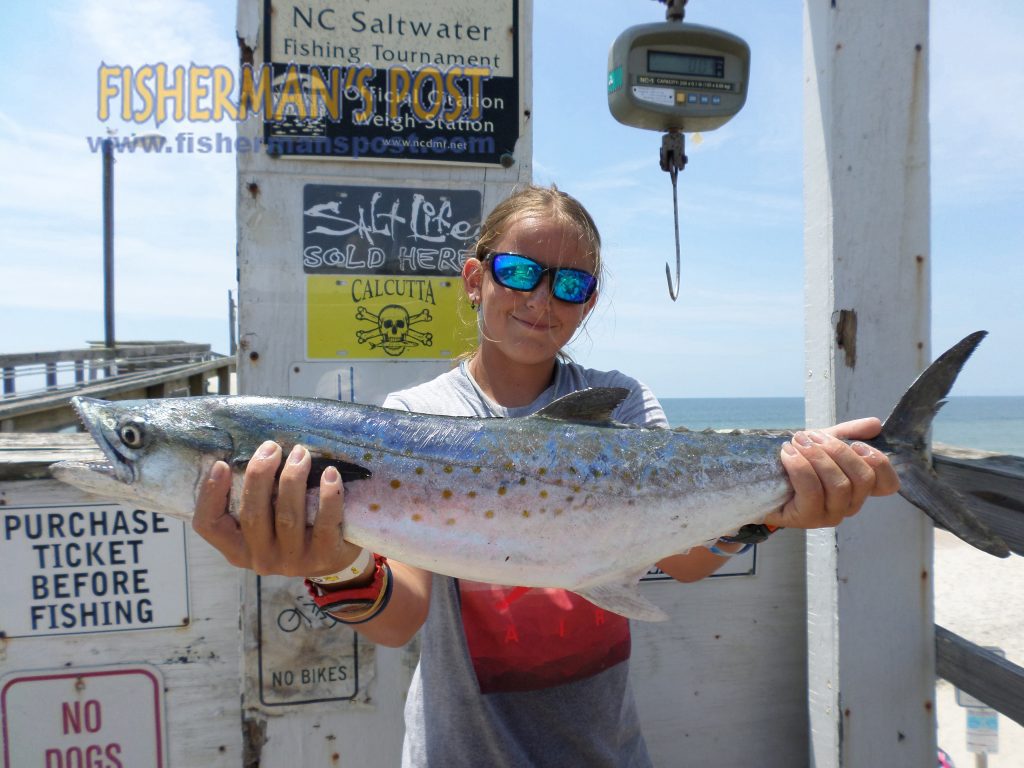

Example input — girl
[194,184,899,767]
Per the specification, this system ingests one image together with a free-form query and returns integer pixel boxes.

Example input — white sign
[0,504,189,638]
[1,664,168,768]
[255,575,369,707]
[966,707,999,754]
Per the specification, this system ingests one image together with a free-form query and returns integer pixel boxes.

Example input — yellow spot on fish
[446,518,456,526]
[411,513,422,522]
[504,461,514,471]
[442,489,453,499]
[443,465,453,474]
[415,467,424,475]
[538,468,547,476]
[363,452,373,462]
[518,477,527,485]
[369,503,380,512]
[522,510,530,518]
[554,508,564,516]
[497,486,507,496]
[467,491,477,499]
[472,466,481,474]
[539,490,548,499]
[572,485,581,493]
[391,479,401,489]
[485,510,495,519]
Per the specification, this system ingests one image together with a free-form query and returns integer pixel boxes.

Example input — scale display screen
[648,50,724,79]
[608,21,750,132]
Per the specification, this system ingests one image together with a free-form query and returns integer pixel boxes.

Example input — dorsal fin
[532,387,630,425]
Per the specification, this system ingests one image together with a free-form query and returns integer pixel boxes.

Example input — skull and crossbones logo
[355,305,433,356]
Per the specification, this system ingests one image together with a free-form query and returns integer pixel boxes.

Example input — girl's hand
[766,418,901,529]
[192,440,364,578]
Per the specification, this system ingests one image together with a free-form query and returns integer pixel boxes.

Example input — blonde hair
[474,184,603,285]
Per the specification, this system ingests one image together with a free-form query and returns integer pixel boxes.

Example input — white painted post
[803,1,935,766]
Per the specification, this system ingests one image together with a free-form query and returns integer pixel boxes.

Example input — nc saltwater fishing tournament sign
[1,665,167,768]
[0,504,189,638]
[304,183,480,361]
[262,0,519,164]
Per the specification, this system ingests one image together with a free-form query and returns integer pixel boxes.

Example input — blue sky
[1,1,1020,396]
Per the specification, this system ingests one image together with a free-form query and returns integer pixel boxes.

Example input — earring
[469,295,480,311]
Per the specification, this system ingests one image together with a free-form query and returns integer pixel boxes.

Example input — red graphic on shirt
[458,580,631,694]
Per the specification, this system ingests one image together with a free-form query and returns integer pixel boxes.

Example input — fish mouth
[69,396,137,485]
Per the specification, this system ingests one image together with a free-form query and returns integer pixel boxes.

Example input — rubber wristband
[708,541,755,557]
[306,548,373,585]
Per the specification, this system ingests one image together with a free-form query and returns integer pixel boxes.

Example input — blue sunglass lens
[493,255,543,291]
[552,270,597,304]
[491,253,596,304]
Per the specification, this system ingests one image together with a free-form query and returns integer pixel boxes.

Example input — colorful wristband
[304,555,392,624]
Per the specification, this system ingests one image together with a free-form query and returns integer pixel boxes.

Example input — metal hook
[660,132,687,301]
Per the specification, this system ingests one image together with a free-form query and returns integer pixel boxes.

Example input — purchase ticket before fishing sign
[1,503,189,638]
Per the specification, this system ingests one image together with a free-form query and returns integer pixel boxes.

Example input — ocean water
[660,396,1024,458]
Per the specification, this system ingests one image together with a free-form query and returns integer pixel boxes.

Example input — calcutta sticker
[307,275,476,360]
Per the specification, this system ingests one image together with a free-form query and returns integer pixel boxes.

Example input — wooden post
[803,1,935,765]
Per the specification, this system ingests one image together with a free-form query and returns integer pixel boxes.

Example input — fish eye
[119,420,146,449]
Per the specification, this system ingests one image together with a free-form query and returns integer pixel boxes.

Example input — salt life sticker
[631,85,675,107]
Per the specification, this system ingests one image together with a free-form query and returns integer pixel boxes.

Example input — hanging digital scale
[607,0,751,299]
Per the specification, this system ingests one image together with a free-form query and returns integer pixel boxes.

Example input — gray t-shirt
[383,360,667,768]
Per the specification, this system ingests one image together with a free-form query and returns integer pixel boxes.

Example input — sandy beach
[935,529,1023,766]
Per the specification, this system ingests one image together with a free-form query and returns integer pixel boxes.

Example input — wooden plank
[933,447,1024,555]
[0,433,101,481]
[935,625,1024,726]
[803,0,935,765]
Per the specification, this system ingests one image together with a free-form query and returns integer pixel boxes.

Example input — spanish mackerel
[51,332,1008,621]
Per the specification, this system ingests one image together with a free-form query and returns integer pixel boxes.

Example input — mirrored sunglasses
[488,252,597,305]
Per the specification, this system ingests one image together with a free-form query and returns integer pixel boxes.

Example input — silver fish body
[51,332,1009,621]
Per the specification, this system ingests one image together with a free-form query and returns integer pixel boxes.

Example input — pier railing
[1,342,219,398]
[932,448,1024,727]
[0,342,235,431]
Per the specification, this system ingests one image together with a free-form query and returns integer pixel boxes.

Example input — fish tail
[872,331,1010,557]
